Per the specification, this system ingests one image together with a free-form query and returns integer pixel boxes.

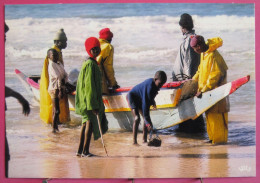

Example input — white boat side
[15,69,250,131]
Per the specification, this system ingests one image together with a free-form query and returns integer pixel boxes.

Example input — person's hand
[152,104,157,110]
[113,84,120,90]
[146,123,153,132]
[196,91,202,98]
[92,109,99,115]
[19,98,30,116]
[109,84,121,93]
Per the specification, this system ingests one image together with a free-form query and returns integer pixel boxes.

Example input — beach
[6,107,255,178]
[4,3,255,179]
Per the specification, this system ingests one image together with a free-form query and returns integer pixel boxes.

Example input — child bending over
[127,71,167,145]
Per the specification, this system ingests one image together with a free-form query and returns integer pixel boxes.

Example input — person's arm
[48,62,60,89]
[142,101,153,131]
[201,56,222,93]
[183,37,200,78]
[102,46,119,88]
[5,86,30,116]
[49,62,63,98]
[183,39,193,77]
[142,84,155,130]
[85,63,99,113]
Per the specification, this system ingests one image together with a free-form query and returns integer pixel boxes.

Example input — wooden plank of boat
[15,69,250,131]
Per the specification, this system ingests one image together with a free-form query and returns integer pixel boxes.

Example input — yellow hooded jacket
[96,39,118,94]
[39,45,70,123]
[193,37,229,113]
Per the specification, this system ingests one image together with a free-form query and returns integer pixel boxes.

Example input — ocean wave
[4,15,254,63]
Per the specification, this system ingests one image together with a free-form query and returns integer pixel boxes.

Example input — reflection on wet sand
[8,128,255,178]
[6,108,255,178]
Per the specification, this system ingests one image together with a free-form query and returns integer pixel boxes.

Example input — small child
[75,37,108,157]
[47,48,68,133]
[127,71,167,145]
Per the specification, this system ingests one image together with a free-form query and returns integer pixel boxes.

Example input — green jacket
[75,58,108,140]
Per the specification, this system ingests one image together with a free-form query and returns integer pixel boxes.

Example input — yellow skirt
[206,112,228,144]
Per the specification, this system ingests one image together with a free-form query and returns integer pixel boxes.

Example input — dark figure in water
[172,13,205,133]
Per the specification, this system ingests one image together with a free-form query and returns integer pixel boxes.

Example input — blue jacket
[128,78,159,125]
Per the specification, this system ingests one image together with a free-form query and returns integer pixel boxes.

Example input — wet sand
[7,107,255,179]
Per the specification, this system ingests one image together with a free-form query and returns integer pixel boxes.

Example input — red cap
[99,28,113,40]
[190,35,204,47]
[85,37,100,58]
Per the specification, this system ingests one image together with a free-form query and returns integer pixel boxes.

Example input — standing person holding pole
[75,37,108,157]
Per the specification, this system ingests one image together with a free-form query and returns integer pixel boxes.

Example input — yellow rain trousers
[96,39,118,94]
[193,37,229,144]
[206,112,228,144]
[39,45,70,124]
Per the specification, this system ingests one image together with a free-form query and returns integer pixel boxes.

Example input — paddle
[96,114,108,157]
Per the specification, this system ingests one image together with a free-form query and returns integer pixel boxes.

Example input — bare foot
[76,152,82,157]
[81,153,95,157]
[133,142,140,146]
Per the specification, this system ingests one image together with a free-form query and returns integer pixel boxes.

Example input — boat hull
[15,69,250,131]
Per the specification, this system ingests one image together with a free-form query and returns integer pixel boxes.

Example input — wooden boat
[15,69,250,131]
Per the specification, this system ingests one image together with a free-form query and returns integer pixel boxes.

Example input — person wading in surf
[40,29,70,128]
[172,13,205,133]
[47,48,68,133]
[75,37,108,157]
[191,35,229,144]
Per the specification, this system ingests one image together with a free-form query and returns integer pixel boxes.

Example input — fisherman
[190,35,229,144]
[172,13,205,133]
[172,13,200,80]
[127,71,167,145]
[4,22,30,178]
[75,37,108,157]
[47,48,68,133]
[96,28,120,94]
[40,29,70,126]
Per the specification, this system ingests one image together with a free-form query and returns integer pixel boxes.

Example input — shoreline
[7,113,256,178]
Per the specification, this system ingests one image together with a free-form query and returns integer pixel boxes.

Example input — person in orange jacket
[191,35,230,144]
[96,28,120,94]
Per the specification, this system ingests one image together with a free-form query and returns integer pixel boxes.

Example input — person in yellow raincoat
[191,35,230,144]
[96,28,120,94]
[40,29,70,125]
